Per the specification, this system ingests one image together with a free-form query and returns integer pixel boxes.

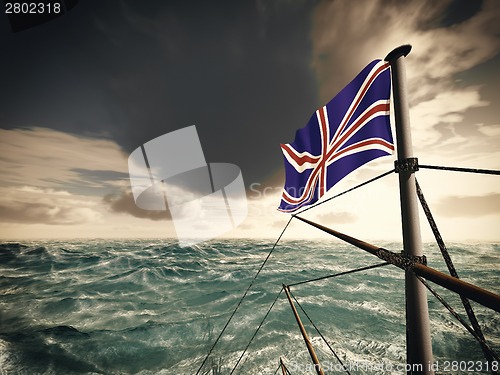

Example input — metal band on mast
[385,45,434,374]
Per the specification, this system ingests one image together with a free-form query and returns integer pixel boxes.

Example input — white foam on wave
[0,339,13,373]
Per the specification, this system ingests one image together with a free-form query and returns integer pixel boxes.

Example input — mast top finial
[384,44,412,63]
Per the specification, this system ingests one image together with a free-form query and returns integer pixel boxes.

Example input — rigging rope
[229,263,391,373]
[416,275,500,366]
[197,162,499,373]
[198,170,395,373]
[288,288,351,375]
[275,359,294,375]
[195,216,293,375]
[415,178,495,366]
[288,262,390,287]
[284,362,293,375]
[229,288,284,374]
[419,164,500,175]
[296,169,394,215]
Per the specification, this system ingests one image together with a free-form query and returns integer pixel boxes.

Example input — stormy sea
[0,239,498,374]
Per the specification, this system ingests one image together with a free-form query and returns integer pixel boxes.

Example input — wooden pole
[384,44,434,374]
[283,285,325,375]
[279,357,287,375]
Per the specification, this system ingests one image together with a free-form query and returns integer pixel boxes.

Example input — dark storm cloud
[0,0,318,189]
[0,200,98,225]
[438,0,483,27]
[58,168,130,195]
[71,168,129,183]
[1,0,497,197]
[103,191,171,221]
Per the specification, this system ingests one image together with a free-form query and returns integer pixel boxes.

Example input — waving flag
[278,60,394,212]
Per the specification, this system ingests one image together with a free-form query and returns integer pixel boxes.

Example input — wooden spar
[293,215,500,313]
[412,264,500,313]
[283,285,325,375]
[279,357,287,375]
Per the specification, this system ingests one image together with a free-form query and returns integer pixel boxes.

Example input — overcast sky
[0,0,499,242]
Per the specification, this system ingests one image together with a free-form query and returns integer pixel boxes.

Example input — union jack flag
[278,59,394,212]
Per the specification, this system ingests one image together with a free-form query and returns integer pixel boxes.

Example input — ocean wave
[0,239,498,374]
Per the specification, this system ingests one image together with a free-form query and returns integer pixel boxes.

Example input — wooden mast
[384,45,434,374]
